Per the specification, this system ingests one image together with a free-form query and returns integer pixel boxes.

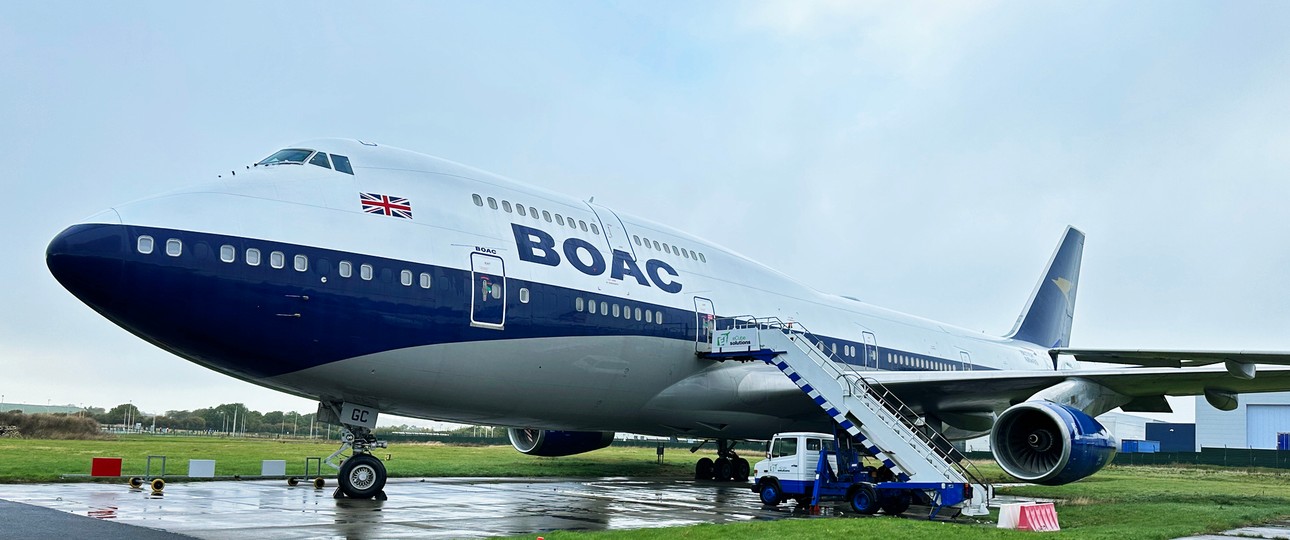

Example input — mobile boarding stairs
[700,316,992,517]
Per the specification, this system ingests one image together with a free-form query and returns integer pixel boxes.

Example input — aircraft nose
[46,213,128,309]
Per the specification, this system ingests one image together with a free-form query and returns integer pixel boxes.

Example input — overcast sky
[3,2,1288,426]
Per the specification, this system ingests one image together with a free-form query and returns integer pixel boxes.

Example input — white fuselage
[48,139,1061,440]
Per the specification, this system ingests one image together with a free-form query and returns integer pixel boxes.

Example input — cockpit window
[256,148,354,175]
[331,154,354,175]
[257,148,313,165]
[308,152,332,169]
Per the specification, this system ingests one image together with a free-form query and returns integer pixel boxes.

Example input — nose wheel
[325,423,389,500]
[338,453,387,499]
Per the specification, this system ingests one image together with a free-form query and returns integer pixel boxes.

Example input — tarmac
[0,477,822,539]
[15,476,1282,539]
[1176,522,1290,540]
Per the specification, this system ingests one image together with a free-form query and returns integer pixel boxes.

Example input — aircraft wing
[861,365,1290,420]
[1051,348,1290,368]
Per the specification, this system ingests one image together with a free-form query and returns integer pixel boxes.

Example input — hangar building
[1196,393,1290,450]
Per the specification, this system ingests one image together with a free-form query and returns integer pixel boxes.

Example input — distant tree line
[74,402,333,436]
[5,403,478,439]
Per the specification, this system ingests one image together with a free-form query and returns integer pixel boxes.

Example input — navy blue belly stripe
[85,224,992,380]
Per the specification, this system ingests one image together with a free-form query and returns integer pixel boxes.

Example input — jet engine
[990,401,1118,485]
[507,428,615,457]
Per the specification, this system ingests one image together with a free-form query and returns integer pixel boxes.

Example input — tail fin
[1007,226,1085,348]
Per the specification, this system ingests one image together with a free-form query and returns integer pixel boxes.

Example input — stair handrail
[717,315,992,491]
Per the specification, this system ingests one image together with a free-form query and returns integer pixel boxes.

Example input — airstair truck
[707,317,991,517]
[752,431,974,517]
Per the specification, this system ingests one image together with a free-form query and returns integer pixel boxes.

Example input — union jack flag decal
[360,193,413,219]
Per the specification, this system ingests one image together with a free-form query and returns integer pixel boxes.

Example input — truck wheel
[695,457,714,480]
[881,490,912,516]
[848,484,879,515]
[758,479,783,506]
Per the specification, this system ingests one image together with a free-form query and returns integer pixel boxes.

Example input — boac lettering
[512,223,683,293]
[645,259,682,294]
[514,226,560,266]
[609,250,649,286]
[562,237,606,276]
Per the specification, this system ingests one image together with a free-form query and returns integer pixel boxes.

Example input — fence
[965,448,1290,470]
[1111,447,1290,469]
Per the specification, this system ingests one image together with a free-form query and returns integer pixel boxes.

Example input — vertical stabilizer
[1007,227,1085,348]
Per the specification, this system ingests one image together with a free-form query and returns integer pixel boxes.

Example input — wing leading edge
[863,364,1290,421]
[1052,348,1290,368]
[1052,348,1290,380]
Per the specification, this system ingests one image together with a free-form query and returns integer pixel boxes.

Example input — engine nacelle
[507,428,615,457]
[990,401,1118,485]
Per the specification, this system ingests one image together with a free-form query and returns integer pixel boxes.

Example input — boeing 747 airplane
[46,139,1290,505]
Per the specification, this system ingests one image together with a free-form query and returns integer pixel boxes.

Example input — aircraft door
[960,351,973,371]
[587,201,636,261]
[862,331,878,370]
[470,252,506,329]
[694,297,715,352]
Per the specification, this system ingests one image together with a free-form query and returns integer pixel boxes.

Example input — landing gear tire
[848,483,879,515]
[880,491,912,516]
[733,458,750,481]
[758,479,783,507]
[694,457,714,480]
[338,454,387,499]
[713,457,733,481]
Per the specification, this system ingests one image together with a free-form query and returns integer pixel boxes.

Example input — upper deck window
[257,148,313,165]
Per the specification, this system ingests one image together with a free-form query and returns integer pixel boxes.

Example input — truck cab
[752,432,837,504]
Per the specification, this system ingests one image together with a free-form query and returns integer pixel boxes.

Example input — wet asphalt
[2,477,806,539]
[14,476,1268,539]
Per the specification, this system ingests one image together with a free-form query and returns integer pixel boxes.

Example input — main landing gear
[321,402,390,500]
[692,439,750,482]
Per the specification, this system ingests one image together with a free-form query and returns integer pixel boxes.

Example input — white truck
[752,431,974,517]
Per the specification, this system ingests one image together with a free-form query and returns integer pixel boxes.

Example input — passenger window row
[574,297,663,325]
[472,193,599,236]
[136,235,431,289]
[887,352,956,371]
[630,234,706,264]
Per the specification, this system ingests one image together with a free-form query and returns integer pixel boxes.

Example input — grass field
[3,436,1290,538]
[0,435,692,481]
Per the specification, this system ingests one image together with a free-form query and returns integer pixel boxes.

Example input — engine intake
[507,428,615,457]
[990,401,1117,485]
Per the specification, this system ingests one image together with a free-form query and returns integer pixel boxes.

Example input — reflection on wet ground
[4,477,816,539]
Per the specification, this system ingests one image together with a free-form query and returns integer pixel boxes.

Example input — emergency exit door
[694,297,715,352]
[470,252,506,329]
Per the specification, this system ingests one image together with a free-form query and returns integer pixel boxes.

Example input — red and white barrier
[998,502,1060,531]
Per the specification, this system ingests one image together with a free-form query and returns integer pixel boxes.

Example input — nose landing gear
[321,401,390,500]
